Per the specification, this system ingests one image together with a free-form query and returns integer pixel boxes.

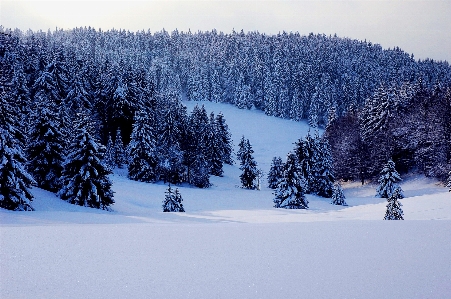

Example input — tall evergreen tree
[58,110,114,210]
[27,94,65,192]
[0,89,36,212]
[267,156,284,189]
[273,153,308,209]
[384,186,404,220]
[162,185,185,212]
[238,137,259,189]
[205,112,224,177]
[215,112,234,165]
[128,109,158,182]
[0,38,35,211]
[311,134,335,198]
[376,160,403,198]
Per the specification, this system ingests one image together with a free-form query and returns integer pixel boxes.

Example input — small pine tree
[104,134,115,170]
[273,153,308,209]
[267,156,284,189]
[331,183,347,206]
[238,137,259,189]
[114,129,126,168]
[162,185,185,212]
[376,160,403,198]
[384,187,404,220]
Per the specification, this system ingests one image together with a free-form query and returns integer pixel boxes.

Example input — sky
[1,0,450,62]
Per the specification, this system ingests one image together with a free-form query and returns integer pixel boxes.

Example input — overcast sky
[2,0,450,62]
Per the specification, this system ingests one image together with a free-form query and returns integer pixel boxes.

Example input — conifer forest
[1,27,450,211]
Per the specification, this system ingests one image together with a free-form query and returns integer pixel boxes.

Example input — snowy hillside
[1,101,450,299]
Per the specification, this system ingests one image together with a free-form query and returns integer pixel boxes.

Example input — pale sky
[1,0,450,62]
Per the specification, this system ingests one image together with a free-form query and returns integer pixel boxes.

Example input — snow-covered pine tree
[205,112,224,177]
[273,153,308,209]
[0,96,36,211]
[238,137,259,189]
[128,108,158,182]
[447,170,451,192]
[215,112,234,165]
[376,159,403,198]
[114,128,126,168]
[267,156,284,189]
[0,43,35,211]
[311,133,335,198]
[58,110,114,210]
[188,150,211,188]
[103,134,115,170]
[27,93,65,192]
[331,183,347,206]
[384,186,404,220]
[162,184,185,212]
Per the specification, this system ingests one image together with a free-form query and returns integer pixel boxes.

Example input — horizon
[1,0,450,63]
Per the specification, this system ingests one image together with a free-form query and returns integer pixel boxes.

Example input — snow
[1,101,451,298]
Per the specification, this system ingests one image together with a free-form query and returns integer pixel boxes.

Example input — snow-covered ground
[1,101,450,298]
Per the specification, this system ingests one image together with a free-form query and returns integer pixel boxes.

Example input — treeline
[326,81,451,182]
[1,25,451,210]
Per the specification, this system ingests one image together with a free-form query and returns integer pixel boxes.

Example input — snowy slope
[1,101,450,299]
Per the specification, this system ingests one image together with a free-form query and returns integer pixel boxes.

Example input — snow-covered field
[1,101,450,298]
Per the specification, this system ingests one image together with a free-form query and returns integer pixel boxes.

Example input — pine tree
[128,109,158,182]
[311,134,335,198]
[205,112,224,177]
[58,111,114,210]
[384,186,404,220]
[103,134,115,170]
[273,153,308,209]
[27,94,65,192]
[267,156,284,189]
[376,160,403,198]
[162,185,185,212]
[214,112,233,165]
[188,152,211,188]
[114,129,126,168]
[0,50,35,211]
[238,137,259,189]
[447,170,451,192]
[331,183,347,206]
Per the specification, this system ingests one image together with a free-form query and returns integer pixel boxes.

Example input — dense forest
[1,26,450,210]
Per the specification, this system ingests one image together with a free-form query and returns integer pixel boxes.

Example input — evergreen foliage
[384,186,404,220]
[103,134,115,170]
[267,156,284,189]
[376,160,403,199]
[273,153,308,209]
[113,129,126,168]
[238,137,259,189]
[331,183,347,206]
[27,95,64,192]
[128,107,158,182]
[0,41,35,210]
[162,185,185,212]
[58,111,114,210]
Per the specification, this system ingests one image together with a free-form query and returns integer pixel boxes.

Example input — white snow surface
[1,101,450,299]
